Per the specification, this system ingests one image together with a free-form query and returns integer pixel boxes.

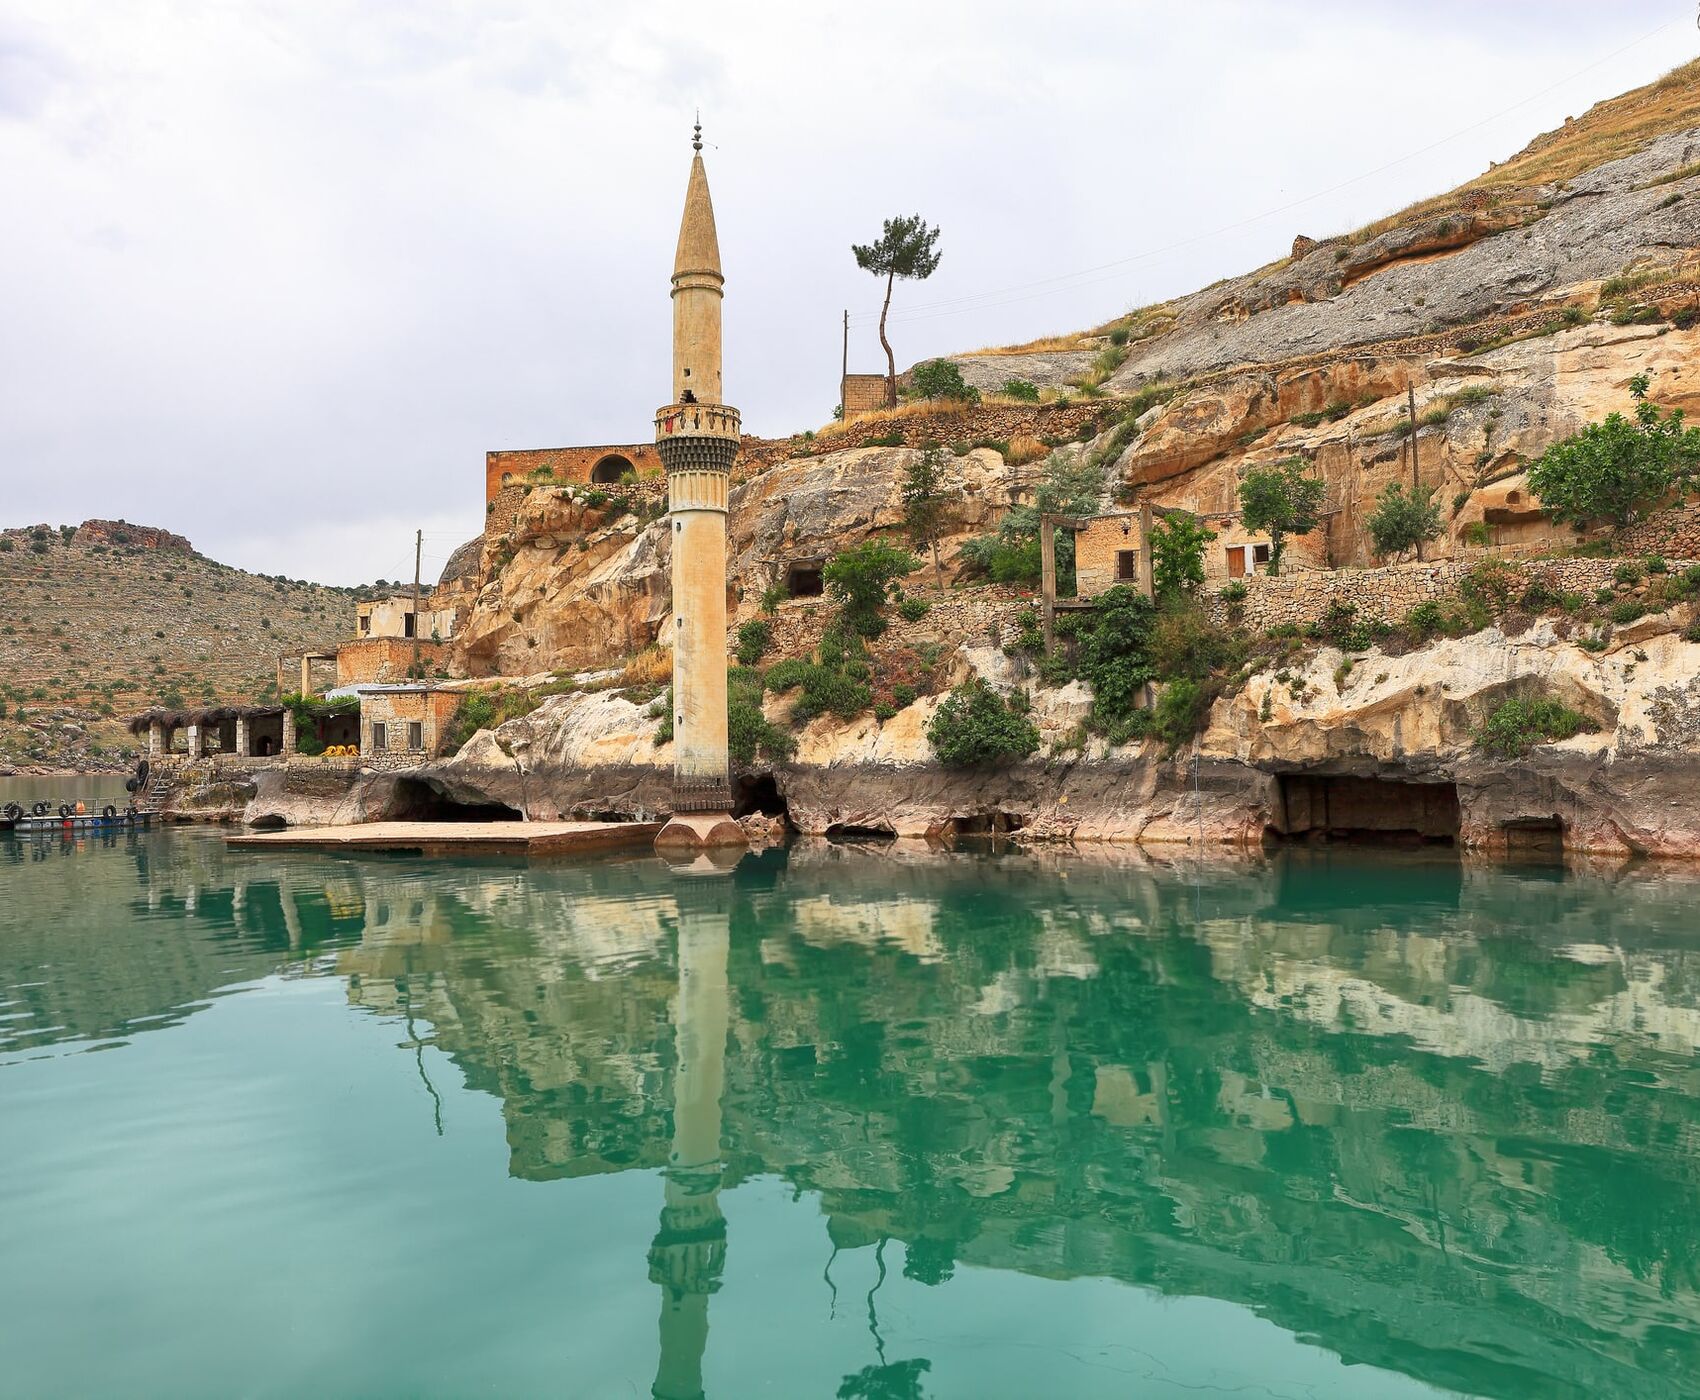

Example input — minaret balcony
[655,403,741,445]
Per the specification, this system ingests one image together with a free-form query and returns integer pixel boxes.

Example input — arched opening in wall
[733,773,789,822]
[1268,774,1460,848]
[388,776,523,822]
[591,454,635,484]
[786,562,825,598]
[947,810,1024,837]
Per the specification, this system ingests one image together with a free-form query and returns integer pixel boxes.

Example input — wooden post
[410,528,423,680]
[300,654,312,699]
[1139,502,1155,601]
[1039,514,1057,653]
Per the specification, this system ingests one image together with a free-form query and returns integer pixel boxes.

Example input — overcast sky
[2,1,1696,585]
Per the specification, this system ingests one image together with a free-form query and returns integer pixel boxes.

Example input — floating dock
[225,820,663,858]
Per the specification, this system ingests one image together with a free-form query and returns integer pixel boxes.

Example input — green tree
[1528,374,1700,529]
[908,359,978,403]
[823,538,920,637]
[852,214,943,407]
[1367,480,1443,561]
[902,446,951,587]
[926,679,1039,766]
[1238,458,1326,576]
[1149,512,1217,599]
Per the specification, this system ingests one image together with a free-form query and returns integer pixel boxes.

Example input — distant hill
[0,520,360,772]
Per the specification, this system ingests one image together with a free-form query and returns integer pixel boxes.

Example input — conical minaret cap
[673,151,722,282]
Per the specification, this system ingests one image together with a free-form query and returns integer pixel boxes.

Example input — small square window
[1252,543,1271,565]
[407,722,423,751]
[372,723,387,752]
[1116,550,1139,581]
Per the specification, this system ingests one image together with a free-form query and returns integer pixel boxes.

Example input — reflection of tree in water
[837,1356,931,1400]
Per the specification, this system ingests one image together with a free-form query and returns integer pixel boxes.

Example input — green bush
[727,670,794,764]
[897,596,931,622]
[1475,697,1593,758]
[909,359,979,403]
[0,538,12,552]
[1646,555,1668,574]
[1367,481,1443,560]
[764,655,870,722]
[1609,598,1646,625]
[1528,374,1700,528]
[1614,561,1644,586]
[1151,678,1211,749]
[1001,378,1041,402]
[1150,512,1216,599]
[1218,581,1248,604]
[735,619,772,666]
[1238,458,1325,575]
[824,538,920,637]
[926,679,1039,766]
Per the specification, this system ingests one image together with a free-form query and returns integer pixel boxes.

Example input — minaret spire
[655,132,745,852]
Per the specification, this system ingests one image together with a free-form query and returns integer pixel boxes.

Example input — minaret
[656,122,746,851]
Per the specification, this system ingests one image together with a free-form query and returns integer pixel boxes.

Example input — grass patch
[1475,696,1594,759]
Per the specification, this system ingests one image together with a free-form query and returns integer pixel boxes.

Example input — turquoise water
[4,829,1700,1398]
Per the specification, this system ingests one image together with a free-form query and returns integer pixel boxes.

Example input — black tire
[32,802,49,817]
[102,805,118,820]
[2,802,20,822]
[58,804,73,820]
[136,759,150,786]
[125,777,138,793]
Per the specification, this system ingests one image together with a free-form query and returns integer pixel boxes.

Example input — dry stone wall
[1207,556,1700,632]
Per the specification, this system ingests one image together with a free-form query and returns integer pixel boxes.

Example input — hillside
[0,520,358,772]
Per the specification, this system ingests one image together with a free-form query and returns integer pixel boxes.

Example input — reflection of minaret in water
[648,874,732,1400]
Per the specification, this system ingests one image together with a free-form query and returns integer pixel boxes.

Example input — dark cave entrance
[825,822,896,844]
[733,773,790,822]
[1268,774,1460,848]
[391,777,524,823]
[946,810,1025,837]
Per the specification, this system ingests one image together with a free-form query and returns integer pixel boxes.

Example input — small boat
[0,802,154,834]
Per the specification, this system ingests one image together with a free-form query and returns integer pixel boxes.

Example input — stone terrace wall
[755,585,1038,663]
[1617,503,1700,560]
[741,400,1116,473]
[1207,556,1700,632]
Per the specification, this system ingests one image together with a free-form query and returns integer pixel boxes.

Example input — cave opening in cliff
[390,777,523,823]
[948,810,1024,837]
[1269,774,1460,847]
[785,562,825,598]
[824,822,896,844]
[732,773,789,823]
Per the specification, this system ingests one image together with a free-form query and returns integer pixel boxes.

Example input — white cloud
[0,0,1693,583]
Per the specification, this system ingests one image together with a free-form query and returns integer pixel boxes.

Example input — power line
[845,14,1684,329]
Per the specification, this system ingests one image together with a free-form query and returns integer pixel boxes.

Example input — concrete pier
[226,820,662,859]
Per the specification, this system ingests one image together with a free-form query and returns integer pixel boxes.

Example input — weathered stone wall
[842,373,892,418]
[336,638,448,687]
[1206,556,1700,631]
[756,587,1037,663]
[1075,515,1145,598]
[747,400,1115,471]
[72,519,192,553]
[1617,502,1700,560]
[485,444,662,502]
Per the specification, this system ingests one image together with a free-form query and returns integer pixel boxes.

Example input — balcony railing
[654,403,741,442]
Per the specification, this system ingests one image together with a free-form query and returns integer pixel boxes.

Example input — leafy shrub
[897,597,930,622]
[1528,374,1700,528]
[1476,697,1593,758]
[824,538,920,637]
[1218,581,1248,604]
[1614,561,1644,586]
[909,359,980,403]
[1108,326,1131,346]
[0,538,12,552]
[1609,598,1646,625]
[764,655,870,722]
[1001,378,1040,402]
[1150,512,1216,599]
[1151,678,1210,749]
[1646,555,1668,574]
[1238,458,1325,574]
[727,670,795,764]
[1368,481,1443,560]
[926,679,1039,766]
[867,432,905,448]
[760,581,790,612]
[735,619,772,666]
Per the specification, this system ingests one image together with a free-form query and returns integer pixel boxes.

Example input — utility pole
[410,528,423,680]
[841,308,849,415]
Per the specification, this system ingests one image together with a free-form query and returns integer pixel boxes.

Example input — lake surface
[4,830,1700,1399]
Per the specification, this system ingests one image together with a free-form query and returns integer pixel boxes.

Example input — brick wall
[337,638,448,686]
[842,374,892,418]
[1075,516,1145,598]
[485,443,663,503]
[1205,556,1700,632]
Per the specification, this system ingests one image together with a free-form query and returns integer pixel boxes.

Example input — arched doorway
[590,454,634,484]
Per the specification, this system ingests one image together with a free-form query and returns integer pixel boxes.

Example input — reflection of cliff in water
[326,846,1700,1400]
[0,829,371,1056]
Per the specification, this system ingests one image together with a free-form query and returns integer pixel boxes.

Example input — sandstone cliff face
[410,619,1700,861]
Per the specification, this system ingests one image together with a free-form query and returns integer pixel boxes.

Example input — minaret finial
[692,112,702,152]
